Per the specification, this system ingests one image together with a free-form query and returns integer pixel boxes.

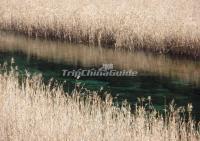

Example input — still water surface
[0,31,200,119]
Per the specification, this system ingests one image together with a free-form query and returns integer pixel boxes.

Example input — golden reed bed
[0,0,200,57]
[0,64,199,141]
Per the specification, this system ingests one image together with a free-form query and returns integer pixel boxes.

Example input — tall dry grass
[0,0,200,57]
[0,64,199,141]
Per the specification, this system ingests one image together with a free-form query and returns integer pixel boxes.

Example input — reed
[0,64,199,141]
[0,0,200,57]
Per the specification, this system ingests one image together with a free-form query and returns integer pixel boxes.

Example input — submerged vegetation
[0,0,200,57]
[0,63,199,141]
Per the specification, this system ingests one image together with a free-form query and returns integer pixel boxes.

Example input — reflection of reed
[0,31,200,84]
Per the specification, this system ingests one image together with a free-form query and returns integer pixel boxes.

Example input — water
[0,31,200,120]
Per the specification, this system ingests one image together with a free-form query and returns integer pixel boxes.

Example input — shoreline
[0,0,200,58]
[1,29,200,59]
[1,30,200,85]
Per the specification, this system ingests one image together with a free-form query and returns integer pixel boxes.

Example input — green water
[0,31,200,120]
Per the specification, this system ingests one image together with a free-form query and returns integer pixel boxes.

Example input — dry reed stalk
[0,64,199,141]
[0,0,200,57]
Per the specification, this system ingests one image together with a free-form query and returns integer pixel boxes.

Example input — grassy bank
[0,64,199,140]
[0,0,200,57]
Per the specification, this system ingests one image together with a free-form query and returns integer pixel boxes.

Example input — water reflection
[0,31,200,85]
[1,31,200,120]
